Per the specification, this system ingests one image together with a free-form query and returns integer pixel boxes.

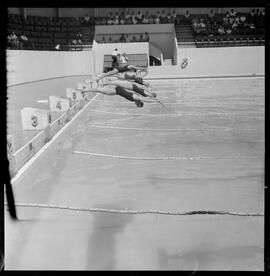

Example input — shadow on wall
[86,203,133,270]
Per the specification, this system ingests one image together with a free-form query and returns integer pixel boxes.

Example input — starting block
[66,88,83,102]
[21,107,51,130]
[49,96,71,112]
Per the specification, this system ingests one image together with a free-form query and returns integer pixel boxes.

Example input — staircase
[175,25,196,47]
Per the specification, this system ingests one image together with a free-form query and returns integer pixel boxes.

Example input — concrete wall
[7,50,94,86]
[26,8,57,17]
[95,24,175,59]
[93,41,149,74]
[147,46,264,79]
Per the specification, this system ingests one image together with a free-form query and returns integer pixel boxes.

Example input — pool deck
[5,78,264,270]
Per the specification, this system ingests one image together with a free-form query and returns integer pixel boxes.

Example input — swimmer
[80,85,165,108]
[102,79,157,98]
[94,64,147,83]
[113,71,150,87]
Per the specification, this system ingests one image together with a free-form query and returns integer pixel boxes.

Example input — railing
[8,97,89,178]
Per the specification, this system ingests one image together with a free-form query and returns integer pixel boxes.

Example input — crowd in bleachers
[96,32,150,44]
[7,14,93,50]
[192,8,265,38]
[7,8,265,50]
[85,10,179,26]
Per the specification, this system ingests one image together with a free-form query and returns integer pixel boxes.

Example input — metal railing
[8,97,88,178]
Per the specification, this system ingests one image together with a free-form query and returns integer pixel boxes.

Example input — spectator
[232,21,238,28]
[125,10,131,23]
[125,34,130,43]
[119,52,128,65]
[120,16,125,25]
[136,11,143,23]
[119,33,126,42]
[100,17,107,25]
[113,17,119,25]
[139,34,144,42]
[218,25,225,35]
[229,8,236,17]
[84,14,90,25]
[156,10,160,20]
[131,35,137,42]
[107,17,113,25]
[101,36,106,43]
[112,48,118,66]
[250,9,256,17]
[226,28,232,35]
[142,15,149,24]
[167,13,173,23]
[154,15,160,24]
[109,12,114,20]
[208,9,215,19]
[144,32,150,42]
[184,10,191,24]
[76,32,83,40]
[172,9,178,24]
[20,32,29,49]
[115,12,119,20]
[132,14,138,24]
[108,37,113,43]
[160,10,166,23]
[7,33,12,49]
[10,32,19,49]
[249,22,256,29]
[148,15,154,24]
[229,16,234,25]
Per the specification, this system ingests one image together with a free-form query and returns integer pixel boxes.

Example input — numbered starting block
[49,96,71,112]
[7,135,14,159]
[66,88,83,103]
[21,107,51,130]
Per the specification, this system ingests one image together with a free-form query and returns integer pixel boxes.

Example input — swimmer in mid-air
[80,84,165,108]
[102,79,157,98]
[93,61,147,83]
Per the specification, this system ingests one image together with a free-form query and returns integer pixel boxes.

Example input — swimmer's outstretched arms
[80,86,165,108]
[94,65,147,83]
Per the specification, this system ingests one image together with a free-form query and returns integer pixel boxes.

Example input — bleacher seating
[103,54,148,72]
[7,14,94,51]
[7,8,265,51]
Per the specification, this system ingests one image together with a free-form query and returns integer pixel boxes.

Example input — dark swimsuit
[132,84,147,97]
[116,65,137,73]
[115,86,135,102]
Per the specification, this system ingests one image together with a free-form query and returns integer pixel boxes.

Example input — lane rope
[4,203,264,217]
[73,151,261,160]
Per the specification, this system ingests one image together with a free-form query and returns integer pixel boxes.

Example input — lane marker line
[11,94,99,185]
[4,203,264,217]
[86,109,264,117]
[87,124,260,132]
[90,98,264,106]
[73,151,261,160]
